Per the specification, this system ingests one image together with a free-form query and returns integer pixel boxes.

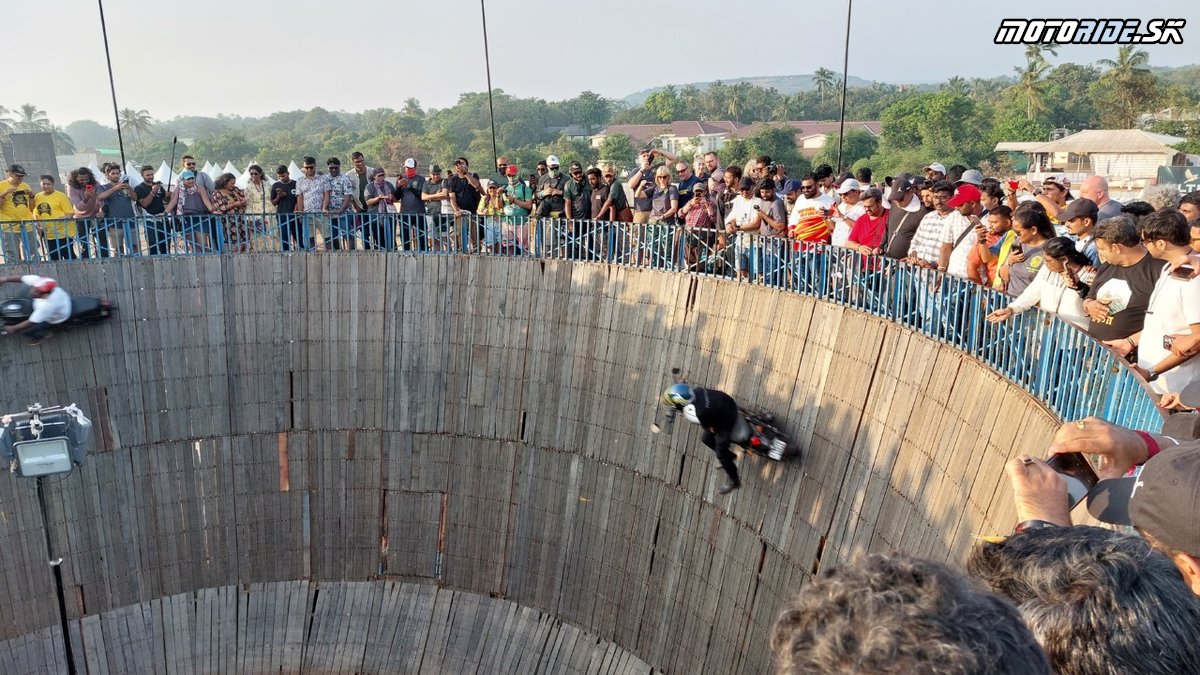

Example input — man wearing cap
[778,179,801,213]
[0,274,72,344]
[956,169,983,189]
[1006,415,1200,596]
[535,155,567,220]
[1059,198,1101,264]
[164,170,218,252]
[1,164,39,261]
[562,161,590,222]
[883,174,929,260]
[674,161,702,210]
[725,176,760,278]
[678,181,718,270]
[1080,175,1123,222]
[831,179,864,248]
[421,165,452,251]
[923,163,947,183]
[945,184,983,280]
[394,158,426,251]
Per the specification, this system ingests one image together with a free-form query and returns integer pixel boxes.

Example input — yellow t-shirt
[0,179,36,232]
[34,190,77,239]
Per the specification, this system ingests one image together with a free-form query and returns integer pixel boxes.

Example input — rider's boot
[718,476,740,494]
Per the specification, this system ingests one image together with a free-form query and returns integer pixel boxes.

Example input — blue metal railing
[0,212,1164,431]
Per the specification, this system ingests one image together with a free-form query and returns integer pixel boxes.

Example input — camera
[119,174,130,184]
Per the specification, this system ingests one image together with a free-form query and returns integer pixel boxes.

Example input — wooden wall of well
[0,254,1060,674]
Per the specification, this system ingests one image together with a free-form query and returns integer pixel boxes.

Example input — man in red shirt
[847,189,888,255]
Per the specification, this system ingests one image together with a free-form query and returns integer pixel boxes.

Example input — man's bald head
[1081,175,1111,206]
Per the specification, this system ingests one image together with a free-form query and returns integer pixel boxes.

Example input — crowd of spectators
[2,150,1199,407]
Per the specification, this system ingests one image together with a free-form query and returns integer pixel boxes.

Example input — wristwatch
[1147,368,1159,382]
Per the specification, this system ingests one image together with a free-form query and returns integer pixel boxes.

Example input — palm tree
[1097,45,1150,78]
[1009,59,1051,120]
[1025,42,1059,66]
[118,108,154,144]
[0,105,12,135]
[813,68,837,103]
[13,103,49,132]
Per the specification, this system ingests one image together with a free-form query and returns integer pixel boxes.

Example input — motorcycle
[0,287,115,335]
[651,368,802,462]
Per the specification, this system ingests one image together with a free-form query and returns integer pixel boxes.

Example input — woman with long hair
[986,236,1096,328]
[210,173,251,252]
[999,203,1056,297]
[243,164,277,251]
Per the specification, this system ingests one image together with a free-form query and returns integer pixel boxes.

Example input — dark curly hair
[968,526,1200,675]
[771,552,1050,674]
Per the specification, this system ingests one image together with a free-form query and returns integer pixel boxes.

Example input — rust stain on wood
[278,432,290,492]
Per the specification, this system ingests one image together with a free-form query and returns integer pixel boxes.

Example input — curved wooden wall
[0,255,1060,674]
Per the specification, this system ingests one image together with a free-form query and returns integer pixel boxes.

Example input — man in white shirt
[1132,208,1200,396]
[724,176,760,278]
[944,184,982,279]
[1,274,72,344]
[831,179,865,247]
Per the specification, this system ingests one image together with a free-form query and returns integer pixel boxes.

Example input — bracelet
[1013,519,1059,533]
[1135,431,1180,462]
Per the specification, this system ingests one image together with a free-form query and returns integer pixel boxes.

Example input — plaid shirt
[684,198,717,230]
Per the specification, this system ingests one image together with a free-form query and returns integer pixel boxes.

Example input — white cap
[404,158,416,169]
[545,154,560,167]
[923,162,946,174]
[836,178,862,194]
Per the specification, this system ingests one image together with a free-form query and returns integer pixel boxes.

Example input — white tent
[124,161,144,187]
[200,160,213,175]
[154,161,178,187]
[205,162,222,181]
[222,161,241,180]
[287,160,302,178]
[87,160,102,181]
[235,163,254,189]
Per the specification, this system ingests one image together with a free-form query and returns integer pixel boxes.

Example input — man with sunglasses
[786,174,834,243]
[295,157,329,250]
[180,155,214,193]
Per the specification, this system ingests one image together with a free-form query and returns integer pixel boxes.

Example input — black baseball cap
[1058,198,1099,222]
[738,176,755,190]
[8,164,26,176]
[1088,445,1200,556]
[568,161,583,172]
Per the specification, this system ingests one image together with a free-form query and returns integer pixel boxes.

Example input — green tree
[942,76,967,95]
[644,86,683,123]
[870,92,989,175]
[1091,46,1158,128]
[0,105,12,135]
[1042,63,1100,130]
[189,132,258,163]
[813,129,879,172]
[597,133,637,168]
[14,103,49,132]
[566,91,613,134]
[736,125,809,176]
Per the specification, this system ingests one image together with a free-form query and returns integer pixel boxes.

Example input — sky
[7,0,1199,128]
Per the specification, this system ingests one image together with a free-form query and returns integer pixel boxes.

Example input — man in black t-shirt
[1085,215,1163,344]
[271,165,303,250]
[447,157,483,249]
[135,165,169,255]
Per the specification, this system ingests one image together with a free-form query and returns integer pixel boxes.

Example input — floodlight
[0,403,91,477]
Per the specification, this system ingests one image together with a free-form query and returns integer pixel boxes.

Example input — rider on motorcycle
[662,383,742,494]
[1,275,71,344]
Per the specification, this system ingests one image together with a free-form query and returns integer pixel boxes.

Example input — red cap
[34,277,56,293]
[505,165,519,177]
[946,184,981,207]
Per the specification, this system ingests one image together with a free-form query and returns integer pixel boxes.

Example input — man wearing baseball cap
[942,183,982,278]
[1089,444,1200,595]
[536,155,566,218]
[0,274,72,344]
[1,164,38,261]
[923,163,947,182]
[1058,197,1101,264]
